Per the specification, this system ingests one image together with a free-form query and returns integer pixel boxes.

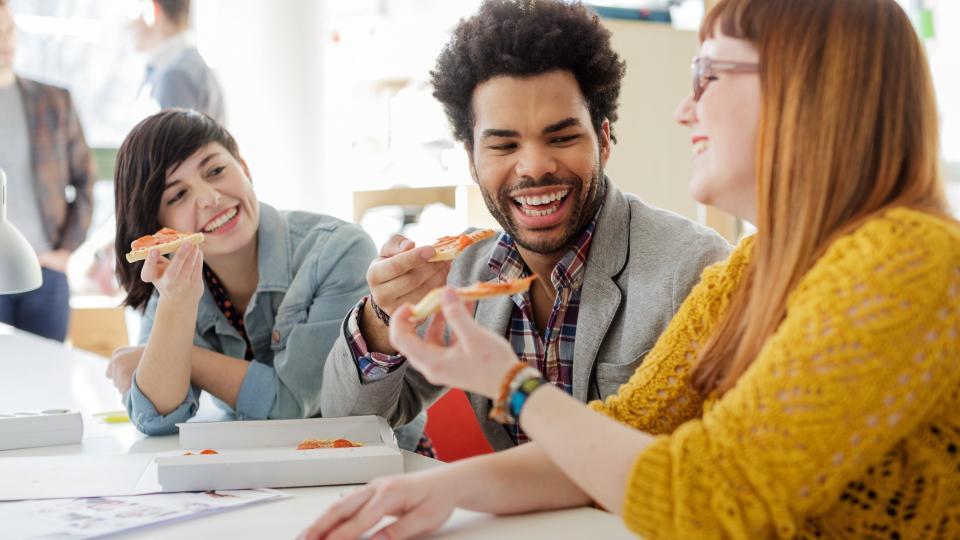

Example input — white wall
[194,1,330,216]
[603,20,701,220]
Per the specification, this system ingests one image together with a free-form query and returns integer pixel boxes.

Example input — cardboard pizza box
[157,416,402,492]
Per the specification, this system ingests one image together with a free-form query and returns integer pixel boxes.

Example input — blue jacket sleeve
[124,293,202,435]
[124,371,201,436]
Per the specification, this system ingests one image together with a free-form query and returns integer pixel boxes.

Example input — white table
[0,326,635,539]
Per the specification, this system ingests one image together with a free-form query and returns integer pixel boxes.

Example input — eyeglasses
[691,56,759,101]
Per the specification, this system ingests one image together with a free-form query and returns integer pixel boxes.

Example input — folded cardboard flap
[0,410,83,451]
[175,415,397,450]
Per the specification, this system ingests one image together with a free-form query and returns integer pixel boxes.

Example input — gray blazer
[321,180,731,450]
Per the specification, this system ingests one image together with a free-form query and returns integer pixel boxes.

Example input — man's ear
[599,118,612,167]
[465,142,479,185]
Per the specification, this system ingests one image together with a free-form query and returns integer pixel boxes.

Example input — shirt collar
[252,202,291,292]
[486,205,602,291]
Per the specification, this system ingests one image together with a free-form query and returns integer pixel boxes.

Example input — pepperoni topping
[130,228,189,250]
[131,235,159,250]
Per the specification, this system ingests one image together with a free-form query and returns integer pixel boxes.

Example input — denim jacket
[124,203,425,448]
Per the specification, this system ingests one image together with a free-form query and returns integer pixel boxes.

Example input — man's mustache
[503,175,579,196]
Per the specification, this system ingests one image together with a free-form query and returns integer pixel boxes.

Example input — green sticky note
[917,8,935,40]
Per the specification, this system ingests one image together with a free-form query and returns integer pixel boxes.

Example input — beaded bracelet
[489,363,529,424]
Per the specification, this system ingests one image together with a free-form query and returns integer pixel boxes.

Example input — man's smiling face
[468,69,610,256]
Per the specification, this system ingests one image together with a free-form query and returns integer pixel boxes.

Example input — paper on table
[0,454,157,501]
[0,488,287,540]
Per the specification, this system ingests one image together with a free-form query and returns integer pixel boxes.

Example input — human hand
[366,235,450,324]
[390,288,519,399]
[37,249,71,273]
[298,471,458,540]
[105,345,145,395]
[140,242,204,309]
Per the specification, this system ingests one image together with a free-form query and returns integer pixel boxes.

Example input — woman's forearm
[136,298,198,414]
[448,440,594,515]
[432,387,652,517]
[520,385,654,514]
[189,346,250,409]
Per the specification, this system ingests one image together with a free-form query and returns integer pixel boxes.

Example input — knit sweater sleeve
[589,237,753,435]
[620,210,960,539]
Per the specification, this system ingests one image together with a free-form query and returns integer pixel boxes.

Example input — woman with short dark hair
[108,109,427,452]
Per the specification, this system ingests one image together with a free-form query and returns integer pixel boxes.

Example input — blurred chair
[425,389,493,462]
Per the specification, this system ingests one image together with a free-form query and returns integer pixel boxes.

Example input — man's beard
[479,162,606,256]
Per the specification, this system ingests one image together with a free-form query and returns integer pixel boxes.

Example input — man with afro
[322,0,730,451]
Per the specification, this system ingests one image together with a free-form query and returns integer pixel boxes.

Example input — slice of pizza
[427,229,496,262]
[182,449,219,455]
[408,274,538,324]
[125,227,205,263]
[296,438,364,450]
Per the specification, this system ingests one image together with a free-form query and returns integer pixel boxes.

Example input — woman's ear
[240,157,252,182]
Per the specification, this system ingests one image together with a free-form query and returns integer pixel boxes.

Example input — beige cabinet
[602,18,739,241]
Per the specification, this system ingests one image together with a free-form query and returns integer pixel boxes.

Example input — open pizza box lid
[156,416,402,492]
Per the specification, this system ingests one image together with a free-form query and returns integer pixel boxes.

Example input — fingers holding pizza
[366,234,450,320]
[366,229,497,321]
[360,229,496,355]
[135,229,205,308]
[389,279,533,398]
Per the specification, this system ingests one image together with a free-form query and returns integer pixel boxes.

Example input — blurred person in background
[131,0,225,124]
[0,0,94,341]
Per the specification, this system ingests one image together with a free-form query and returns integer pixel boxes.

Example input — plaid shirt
[16,77,95,251]
[345,210,600,445]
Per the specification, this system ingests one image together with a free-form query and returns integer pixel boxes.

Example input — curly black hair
[431,0,626,148]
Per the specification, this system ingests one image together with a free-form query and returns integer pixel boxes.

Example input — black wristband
[369,296,392,326]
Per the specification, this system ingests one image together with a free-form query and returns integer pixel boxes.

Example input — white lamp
[0,167,42,294]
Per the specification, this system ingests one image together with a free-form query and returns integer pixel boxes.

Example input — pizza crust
[408,274,537,323]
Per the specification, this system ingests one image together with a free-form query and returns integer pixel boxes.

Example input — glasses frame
[691,56,759,101]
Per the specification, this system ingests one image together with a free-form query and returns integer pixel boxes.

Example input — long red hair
[690,0,950,396]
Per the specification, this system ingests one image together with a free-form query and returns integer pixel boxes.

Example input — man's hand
[106,346,145,395]
[361,235,450,353]
[37,249,71,273]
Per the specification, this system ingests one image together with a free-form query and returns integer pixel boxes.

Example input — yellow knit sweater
[591,208,960,539]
